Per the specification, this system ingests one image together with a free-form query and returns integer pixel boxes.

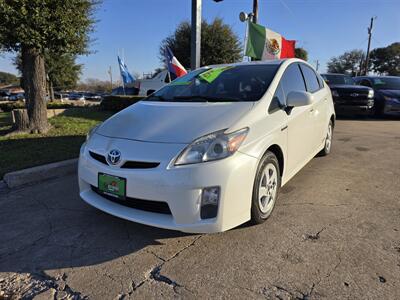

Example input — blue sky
[1,0,399,81]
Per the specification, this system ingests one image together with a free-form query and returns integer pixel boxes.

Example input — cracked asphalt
[1,118,399,299]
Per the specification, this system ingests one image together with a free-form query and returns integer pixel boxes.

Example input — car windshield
[371,77,400,90]
[145,64,280,102]
[322,74,354,85]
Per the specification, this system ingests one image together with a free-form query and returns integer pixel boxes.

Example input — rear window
[145,64,280,102]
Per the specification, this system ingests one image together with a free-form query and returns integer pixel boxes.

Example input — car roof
[206,58,304,69]
[321,73,350,76]
[355,75,399,79]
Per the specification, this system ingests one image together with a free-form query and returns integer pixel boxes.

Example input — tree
[0,71,19,85]
[76,78,112,93]
[327,49,364,76]
[159,18,242,68]
[15,52,83,97]
[0,0,97,133]
[46,52,82,92]
[295,47,308,61]
[369,42,400,76]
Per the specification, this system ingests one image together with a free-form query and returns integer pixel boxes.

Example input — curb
[3,158,78,189]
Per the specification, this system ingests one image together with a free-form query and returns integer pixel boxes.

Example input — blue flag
[117,56,135,85]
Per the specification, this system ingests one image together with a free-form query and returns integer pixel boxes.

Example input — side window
[281,63,306,100]
[300,64,320,93]
[360,79,372,87]
[268,84,285,114]
[164,72,177,83]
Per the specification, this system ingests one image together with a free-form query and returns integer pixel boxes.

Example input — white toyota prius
[79,59,335,233]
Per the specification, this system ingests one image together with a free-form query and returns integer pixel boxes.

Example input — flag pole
[243,20,249,62]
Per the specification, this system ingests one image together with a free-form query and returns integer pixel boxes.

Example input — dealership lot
[0,118,399,299]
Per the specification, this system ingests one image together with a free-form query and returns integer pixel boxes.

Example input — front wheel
[319,120,333,156]
[251,151,281,224]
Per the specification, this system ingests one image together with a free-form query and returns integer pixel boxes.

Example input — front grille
[89,151,107,164]
[121,161,160,169]
[88,151,160,169]
[91,185,172,215]
[337,90,370,100]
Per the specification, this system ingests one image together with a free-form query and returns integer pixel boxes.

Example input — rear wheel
[251,151,281,224]
[319,120,333,156]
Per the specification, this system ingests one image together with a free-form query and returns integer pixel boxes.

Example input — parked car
[68,93,85,101]
[137,69,176,96]
[0,90,10,101]
[321,73,374,115]
[84,92,102,101]
[54,92,69,101]
[9,92,25,101]
[354,76,400,115]
[79,59,335,233]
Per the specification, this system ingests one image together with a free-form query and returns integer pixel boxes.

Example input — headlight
[86,123,101,141]
[331,90,339,97]
[368,89,374,98]
[174,128,249,166]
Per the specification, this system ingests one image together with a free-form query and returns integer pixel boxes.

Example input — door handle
[309,108,314,113]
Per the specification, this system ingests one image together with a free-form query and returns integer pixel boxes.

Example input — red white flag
[245,22,296,60]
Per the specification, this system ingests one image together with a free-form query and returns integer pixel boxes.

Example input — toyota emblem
[107,149,121,165]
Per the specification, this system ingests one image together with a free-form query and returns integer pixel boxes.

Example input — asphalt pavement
[0,118,399,299]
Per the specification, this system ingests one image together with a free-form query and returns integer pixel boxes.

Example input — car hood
[329,84,371,91]
[377,89,400,98]
[97,101,254,144]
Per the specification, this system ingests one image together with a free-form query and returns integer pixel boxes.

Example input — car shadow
[0,175,193,274]
[336,114,400,121]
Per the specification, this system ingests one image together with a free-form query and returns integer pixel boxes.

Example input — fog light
[200,186,220,219]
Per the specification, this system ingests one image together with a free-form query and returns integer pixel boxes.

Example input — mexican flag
[245,22,296,60]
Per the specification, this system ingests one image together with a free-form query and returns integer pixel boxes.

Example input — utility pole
[252,0,258,24]
[364,17,375,75]
[108,66,113,91]
[358,53,364,77]
[191,0,202,70]
[315,60,320,71]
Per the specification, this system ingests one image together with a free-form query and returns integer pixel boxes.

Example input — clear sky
[1,0,399,81]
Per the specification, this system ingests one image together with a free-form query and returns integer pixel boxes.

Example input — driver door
[280,63,315,177]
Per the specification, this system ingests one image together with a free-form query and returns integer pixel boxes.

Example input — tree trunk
[21,46,49,133]
[12,109,30,131]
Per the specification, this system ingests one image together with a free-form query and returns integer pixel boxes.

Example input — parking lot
[0,118,399,299]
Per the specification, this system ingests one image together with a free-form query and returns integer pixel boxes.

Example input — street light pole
[191,0,202,70]
[252,0,258,24]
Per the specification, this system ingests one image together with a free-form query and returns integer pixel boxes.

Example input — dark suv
[354,76,400,115]
[321,73,374,115]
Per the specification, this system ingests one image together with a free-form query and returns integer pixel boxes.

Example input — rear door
[280,63,315,176]
[299,64,328,150]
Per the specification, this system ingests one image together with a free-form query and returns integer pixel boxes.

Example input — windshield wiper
[145,95,168,101]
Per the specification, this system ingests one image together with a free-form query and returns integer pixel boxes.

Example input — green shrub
[0,101,76,112]
[0,101,25,112]
[100,95,145,112]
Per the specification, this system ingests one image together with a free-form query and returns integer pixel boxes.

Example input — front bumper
[384,99,400,114]
[334,104,374,115]
[78,136,258,233]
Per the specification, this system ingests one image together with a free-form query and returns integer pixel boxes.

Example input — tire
[251,151,281,224]
[319,120,333,156]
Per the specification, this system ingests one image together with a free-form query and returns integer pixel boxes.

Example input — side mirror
[286,91,313,108]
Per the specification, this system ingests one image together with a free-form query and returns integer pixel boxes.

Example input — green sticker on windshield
[198,66,234,83]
